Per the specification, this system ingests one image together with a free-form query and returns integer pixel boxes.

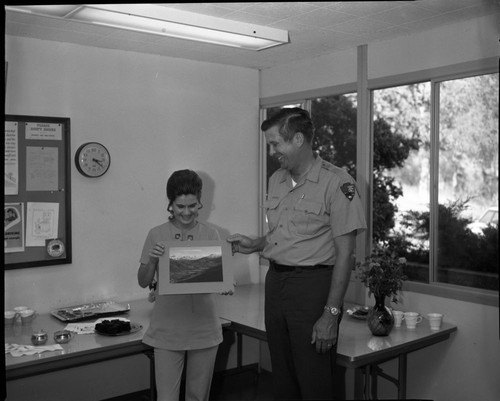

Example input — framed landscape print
[158,240,233,295]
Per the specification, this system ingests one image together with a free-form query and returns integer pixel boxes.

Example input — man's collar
[279,153,322,183]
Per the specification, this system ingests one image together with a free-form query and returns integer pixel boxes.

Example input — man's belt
[269,260,333,272]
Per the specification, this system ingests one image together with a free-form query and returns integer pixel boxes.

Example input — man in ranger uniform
[228,107,366,400]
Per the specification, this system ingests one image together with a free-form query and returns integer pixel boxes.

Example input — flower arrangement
[356,243,408,303]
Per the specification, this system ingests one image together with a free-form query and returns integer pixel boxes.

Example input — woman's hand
[148,243,165,261]
[138,243,165,289]
[219,281,237,296]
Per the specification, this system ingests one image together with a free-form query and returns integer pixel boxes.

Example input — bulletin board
[4,115,72,269]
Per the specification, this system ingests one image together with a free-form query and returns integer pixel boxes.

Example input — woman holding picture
[138,169,223,401]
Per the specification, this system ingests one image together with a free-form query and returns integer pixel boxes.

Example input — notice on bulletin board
[26,202,59,247]
[26,146,59,191]
[4,202,24,253]
[25,122,63,141]
[5,121,19,195]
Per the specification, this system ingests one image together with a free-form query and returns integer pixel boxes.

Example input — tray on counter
[50,301,130,322]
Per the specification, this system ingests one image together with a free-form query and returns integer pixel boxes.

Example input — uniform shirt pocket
[291,199,328,236]
[264,199,281,231]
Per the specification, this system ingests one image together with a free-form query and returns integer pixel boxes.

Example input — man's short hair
[261,107,314,143]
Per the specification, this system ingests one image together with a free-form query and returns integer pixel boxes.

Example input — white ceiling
[5,1,499,70]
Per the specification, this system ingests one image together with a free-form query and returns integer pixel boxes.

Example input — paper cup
[392,310,405,328]
[427,313,443,330]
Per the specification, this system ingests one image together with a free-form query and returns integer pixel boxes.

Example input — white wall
[260,14,500,401]
[260,47,357,99]
[368,14,500,79]
[5,36,260,313]
[4,35,261,400]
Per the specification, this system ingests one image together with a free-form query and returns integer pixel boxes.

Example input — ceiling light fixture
[5,4,289,51]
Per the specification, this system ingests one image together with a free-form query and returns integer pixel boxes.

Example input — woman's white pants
[154,345,219,401]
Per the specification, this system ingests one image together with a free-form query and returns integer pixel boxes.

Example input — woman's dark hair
[261,107,314,143]
[166,169,203,217]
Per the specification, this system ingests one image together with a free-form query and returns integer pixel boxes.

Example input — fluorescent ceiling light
[6,4,289,51]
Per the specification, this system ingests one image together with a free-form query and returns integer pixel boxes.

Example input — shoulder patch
[341,182,356,201]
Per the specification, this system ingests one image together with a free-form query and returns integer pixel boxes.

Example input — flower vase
[367,295,394,336]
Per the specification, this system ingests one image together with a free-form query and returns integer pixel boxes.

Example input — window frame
[369,63,498,306]
[259,57,498,306]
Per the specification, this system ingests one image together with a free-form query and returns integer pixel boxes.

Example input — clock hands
[93,158,104,167]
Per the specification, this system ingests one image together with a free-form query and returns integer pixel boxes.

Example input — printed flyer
[4,202,24,253]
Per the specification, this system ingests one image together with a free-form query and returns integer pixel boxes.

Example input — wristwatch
[324,305,341,316]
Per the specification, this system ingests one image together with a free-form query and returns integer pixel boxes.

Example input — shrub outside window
[373,73,498,292]
[260,72,498,295]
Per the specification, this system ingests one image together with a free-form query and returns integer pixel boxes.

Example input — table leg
[371,364,378,399]
[398,353,407,399]
[143,349,156,401]
[354,366,372,400]
[237,332,243,369]
[354,368,363,400]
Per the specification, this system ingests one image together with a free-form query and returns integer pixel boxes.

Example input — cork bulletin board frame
[4,115,72,269]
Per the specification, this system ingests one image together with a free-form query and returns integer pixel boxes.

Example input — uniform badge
[341,183,356,201]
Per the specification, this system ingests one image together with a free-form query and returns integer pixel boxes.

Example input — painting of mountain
[169,245,223,284]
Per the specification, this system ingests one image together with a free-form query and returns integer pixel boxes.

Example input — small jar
[54,330,72,344]
[31,330,48,345]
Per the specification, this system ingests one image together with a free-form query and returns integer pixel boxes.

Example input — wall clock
[75,142,111,177]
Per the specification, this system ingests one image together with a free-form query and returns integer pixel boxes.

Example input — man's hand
[311,312,339,354]
[227,234,266,255]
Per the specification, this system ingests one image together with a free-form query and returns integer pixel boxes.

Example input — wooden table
[216,283,457,400]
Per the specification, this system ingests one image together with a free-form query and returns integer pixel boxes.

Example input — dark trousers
[265,266,344,401]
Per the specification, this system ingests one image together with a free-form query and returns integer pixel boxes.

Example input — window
[263,94,358,192]
[311,94,358,179]
[436,74,498,290]
[373,83,431,283]
[372,73,498,292]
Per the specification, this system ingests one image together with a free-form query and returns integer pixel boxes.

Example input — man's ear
[293,132,305,147]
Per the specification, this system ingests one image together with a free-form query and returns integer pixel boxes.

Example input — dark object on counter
[95,319,131,335]
[367,295,394,336]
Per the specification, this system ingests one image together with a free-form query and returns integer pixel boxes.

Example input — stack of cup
[5,311,16,326]
[10,306,37,325]
[19,309,36,324]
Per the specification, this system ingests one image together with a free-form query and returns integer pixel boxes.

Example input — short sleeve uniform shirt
[140,220,222,351]
[262,155,367,266]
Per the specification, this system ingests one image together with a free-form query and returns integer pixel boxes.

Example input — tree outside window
[373,74,498,291]
[261,73,498,292]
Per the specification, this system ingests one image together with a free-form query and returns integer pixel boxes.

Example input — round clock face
[75,142,111,177]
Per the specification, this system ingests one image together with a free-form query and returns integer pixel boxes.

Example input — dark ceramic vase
[367,295,394,336]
